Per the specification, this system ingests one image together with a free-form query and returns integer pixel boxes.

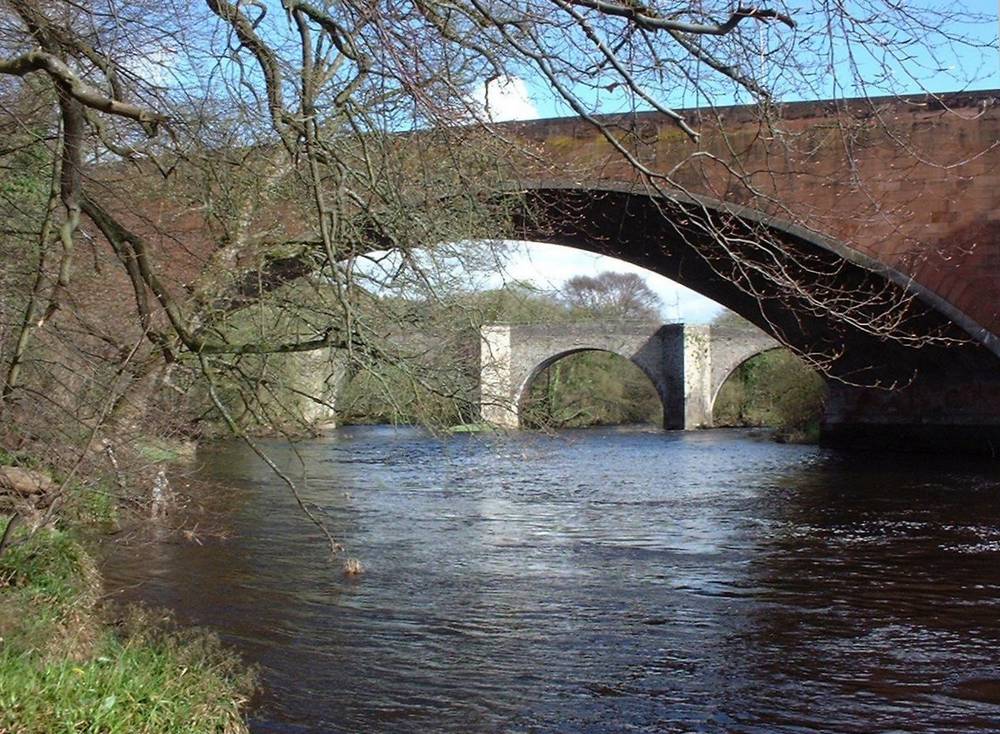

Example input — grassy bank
[0,518,256,734]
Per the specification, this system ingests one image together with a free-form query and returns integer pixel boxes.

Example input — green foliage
[67,484,120,532]
[0,526,255,734]
[710,310,756,330]
[0,138,50,207]
[0,448,42,469]
[522,351,662,428]
[0,526,91,609]
[339,361,478,427]
[713,348,827,441]
[0,618,255,734]
[461,282,575,324]
[135,439,195,464]
[0,124,53,304]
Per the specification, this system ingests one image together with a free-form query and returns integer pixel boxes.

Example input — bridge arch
[707,333,791,412]
[515,345,670,429]
[507,182,998,365]
[286,180,1000,449]
[710,344,830,433]
[710,346,785,414]
[480,322,688,430]
[490,183,1000,450]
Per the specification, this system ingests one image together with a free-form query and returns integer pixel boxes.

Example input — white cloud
[470,76,538,122]
[494,241,724,324]
[350,239,724,324]
[123,44,176,88]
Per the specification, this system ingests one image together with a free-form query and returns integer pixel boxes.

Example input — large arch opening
[251,182,1000,448]
[518,349,664,429]
[501,184,1000,450]
[507,184,999,373]
[329,182,999,384]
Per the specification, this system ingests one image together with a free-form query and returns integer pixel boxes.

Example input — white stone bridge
[479,321,780,429]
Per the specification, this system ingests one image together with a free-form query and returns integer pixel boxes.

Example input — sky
[468,5,1000,324]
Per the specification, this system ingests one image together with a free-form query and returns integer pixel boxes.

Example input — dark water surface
[102,427,1000,733]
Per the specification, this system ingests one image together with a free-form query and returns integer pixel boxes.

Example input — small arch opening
[713,348,827,441]
[519,349,663,429]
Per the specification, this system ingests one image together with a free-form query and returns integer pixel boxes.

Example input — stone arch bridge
[92,90,1000,451]
[479,321,779,429]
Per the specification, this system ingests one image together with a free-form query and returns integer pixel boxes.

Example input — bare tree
[0,1,987,386]
[562,272,663,320]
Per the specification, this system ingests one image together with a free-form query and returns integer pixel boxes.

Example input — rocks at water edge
[0,466,56,511]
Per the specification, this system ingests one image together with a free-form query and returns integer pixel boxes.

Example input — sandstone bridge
[468,91,1000,453]
[279,91,1000,452]
[101,90,1000,452]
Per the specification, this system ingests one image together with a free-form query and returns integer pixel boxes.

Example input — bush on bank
[0,518,256,734]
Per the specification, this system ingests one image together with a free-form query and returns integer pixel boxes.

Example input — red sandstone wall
[508,91,1000,337]
[67,93,1000,346]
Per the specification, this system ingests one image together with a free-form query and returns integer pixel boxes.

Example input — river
[101,426,1000,733]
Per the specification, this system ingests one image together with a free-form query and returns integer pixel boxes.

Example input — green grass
[0,450,118,531]
[0,522,255,734]
[0,620,255,734]
[66,484,119,532]
[0,449,41,470]
[135,439,195,464]
[447,422,494,434]
[0,523,94,608]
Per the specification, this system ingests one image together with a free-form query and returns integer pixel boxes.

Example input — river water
[101,426,1000,733]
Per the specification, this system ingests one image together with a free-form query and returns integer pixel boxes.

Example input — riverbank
[0,509,255,732]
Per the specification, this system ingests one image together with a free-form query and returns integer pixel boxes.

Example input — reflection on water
[101,427,1000,733]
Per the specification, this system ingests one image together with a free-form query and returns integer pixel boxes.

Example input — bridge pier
[822,375,1000,456]
[479,324,519,429]
[271,348,347,428]
[665,325,711,430]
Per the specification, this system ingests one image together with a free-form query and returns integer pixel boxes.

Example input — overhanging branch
[0,50,165,133]
[563,0,796,34]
